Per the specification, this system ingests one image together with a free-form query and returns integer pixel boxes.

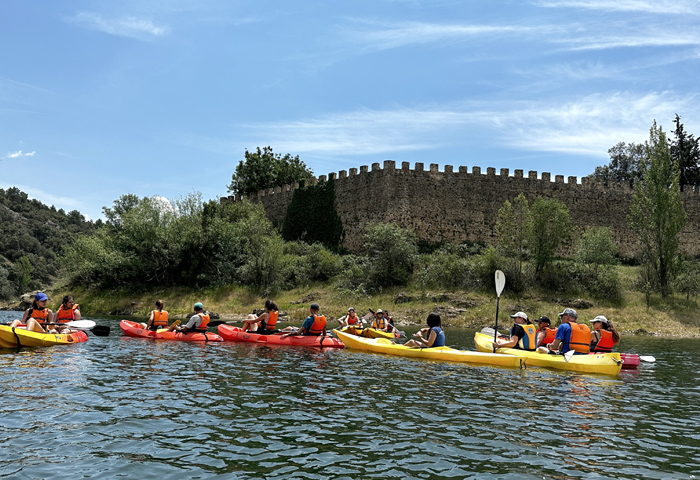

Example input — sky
[2,0,700,220]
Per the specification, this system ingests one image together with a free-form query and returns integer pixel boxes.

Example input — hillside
[0,187,96,300]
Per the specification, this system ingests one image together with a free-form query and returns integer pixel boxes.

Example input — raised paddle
[493,270,506,352]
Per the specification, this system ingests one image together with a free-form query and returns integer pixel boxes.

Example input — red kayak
[218,325,344,348]
[120,320,223,342]
[620,353,640,369]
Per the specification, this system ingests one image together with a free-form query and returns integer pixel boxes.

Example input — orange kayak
[120,320,223,342]
[218,325,344,348]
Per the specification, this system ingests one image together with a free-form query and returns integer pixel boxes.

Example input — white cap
[590,315,609,326]
[510,311,528,320]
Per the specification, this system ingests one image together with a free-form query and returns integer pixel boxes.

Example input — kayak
[335,329,523,367]
[620,353,640,369]
[218,325,344,348]
[119,320,223,342]
[474,332,622,375]
[339,325,397,339]
[0,325,88,348]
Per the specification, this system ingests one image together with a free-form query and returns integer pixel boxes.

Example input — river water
[1,312,698,479]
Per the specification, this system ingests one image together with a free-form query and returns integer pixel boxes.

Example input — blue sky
[2,0,699,220]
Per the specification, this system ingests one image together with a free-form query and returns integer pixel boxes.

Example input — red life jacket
[55,304,79,323]
[591,330,615,353]
[152,310,168,327]
[306,315,327,335]
[265,311,279,330]
[569,323,591,354]
[538,327,556,347]
[346,313,359,325]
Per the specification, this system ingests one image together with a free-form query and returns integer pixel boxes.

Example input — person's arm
[180,315,199,332]
[547,338,562,352]
[47,310,54,323]
[21,309,30,323]
[421,328,438,347]
[536,330,546,348]
[146,311,155,328]
[73,306,81,321]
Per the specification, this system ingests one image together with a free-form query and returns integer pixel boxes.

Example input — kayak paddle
[493,270,505,352]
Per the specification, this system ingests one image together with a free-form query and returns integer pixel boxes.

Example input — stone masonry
[223,160,700,258]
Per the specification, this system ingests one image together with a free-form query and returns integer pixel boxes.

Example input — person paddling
[492,312,537,351]
[9,292,55,333]
[170,302,210,334]
[590,315,620,353]
[403,313,445,348]
[337,307,360,328]
[281,303,326,338]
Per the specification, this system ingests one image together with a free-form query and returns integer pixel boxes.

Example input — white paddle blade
[564,350,575,362]
[639,355,656,363]
[495,270,506,297]
[65,320,96,330]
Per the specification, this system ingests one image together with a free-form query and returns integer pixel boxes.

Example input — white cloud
[223,91,696,159]
[72,12,168,40]
[535,0,700,15]
[3,150,36,160]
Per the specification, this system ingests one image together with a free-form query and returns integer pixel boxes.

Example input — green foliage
[495,193,529,284]
[227,146,313,196]
[362,222,418,288]
[628,121,687,297]
[673,257,700,301]
[281,179,344,249]
[0,187,96,299]
[473,247,526,294]
[0,265,14,299]
[536,260,623,303]
[281,242,344,287]
[590,142,645,187]
[527,197,572,276]
[576,227,619,274]
[416,251,479,290]
[671,114,700,190]
[13,256,33,295]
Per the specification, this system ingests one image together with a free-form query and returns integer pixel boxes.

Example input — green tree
[670,114,700,190]
[589,142,645,187]
[495,193,529,279]
[14,256,33,295]
[628,121,687,297]
[227,146,313,196]
[527,198,572,276]
[281,179,344,249]
[576,227,619,275]
[363,223,418,288]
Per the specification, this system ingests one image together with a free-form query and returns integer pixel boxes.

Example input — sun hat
[536,316,551,325]
[310,302,320,310]
[558,308,578,319]
[590,315,609,326]
[376,309,383,314]
[194,302,204,310]
[35,292,48,302]
[510,311,528,320]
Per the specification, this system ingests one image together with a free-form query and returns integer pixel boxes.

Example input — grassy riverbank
[18,265,699,338]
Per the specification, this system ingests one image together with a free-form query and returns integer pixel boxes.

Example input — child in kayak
[337,307,361,328]
[403,313,445,348]
[169,302,210,334]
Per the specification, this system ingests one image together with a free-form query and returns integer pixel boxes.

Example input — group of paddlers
[493,307,620,354]
[8,292,81,334]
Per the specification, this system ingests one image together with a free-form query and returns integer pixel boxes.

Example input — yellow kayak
[335,329,524,368]
[474,332,622,375]
[0,325,89,348]
[339,325,396,340]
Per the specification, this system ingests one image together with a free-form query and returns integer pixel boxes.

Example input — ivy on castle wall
[281,180,344,249]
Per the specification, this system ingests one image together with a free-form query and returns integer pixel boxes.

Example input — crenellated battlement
[222,161,700,256]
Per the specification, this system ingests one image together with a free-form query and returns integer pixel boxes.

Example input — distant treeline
[0,187,96,300]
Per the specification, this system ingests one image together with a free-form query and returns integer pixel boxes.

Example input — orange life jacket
[346,313,359,325]
[265,311,279,330]
[29,307,49,325]
[569,323,591,354]
[55,304,79,323]
[152,310,168,327]
[591,330,615,353]
[372,316,387,330]
[538,327,557,347]
[194,313,210,331]
[306,314,327,335]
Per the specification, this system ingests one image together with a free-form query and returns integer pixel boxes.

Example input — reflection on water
[1,313,699,479]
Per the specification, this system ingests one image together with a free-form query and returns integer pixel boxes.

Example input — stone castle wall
[224,160,700,257]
